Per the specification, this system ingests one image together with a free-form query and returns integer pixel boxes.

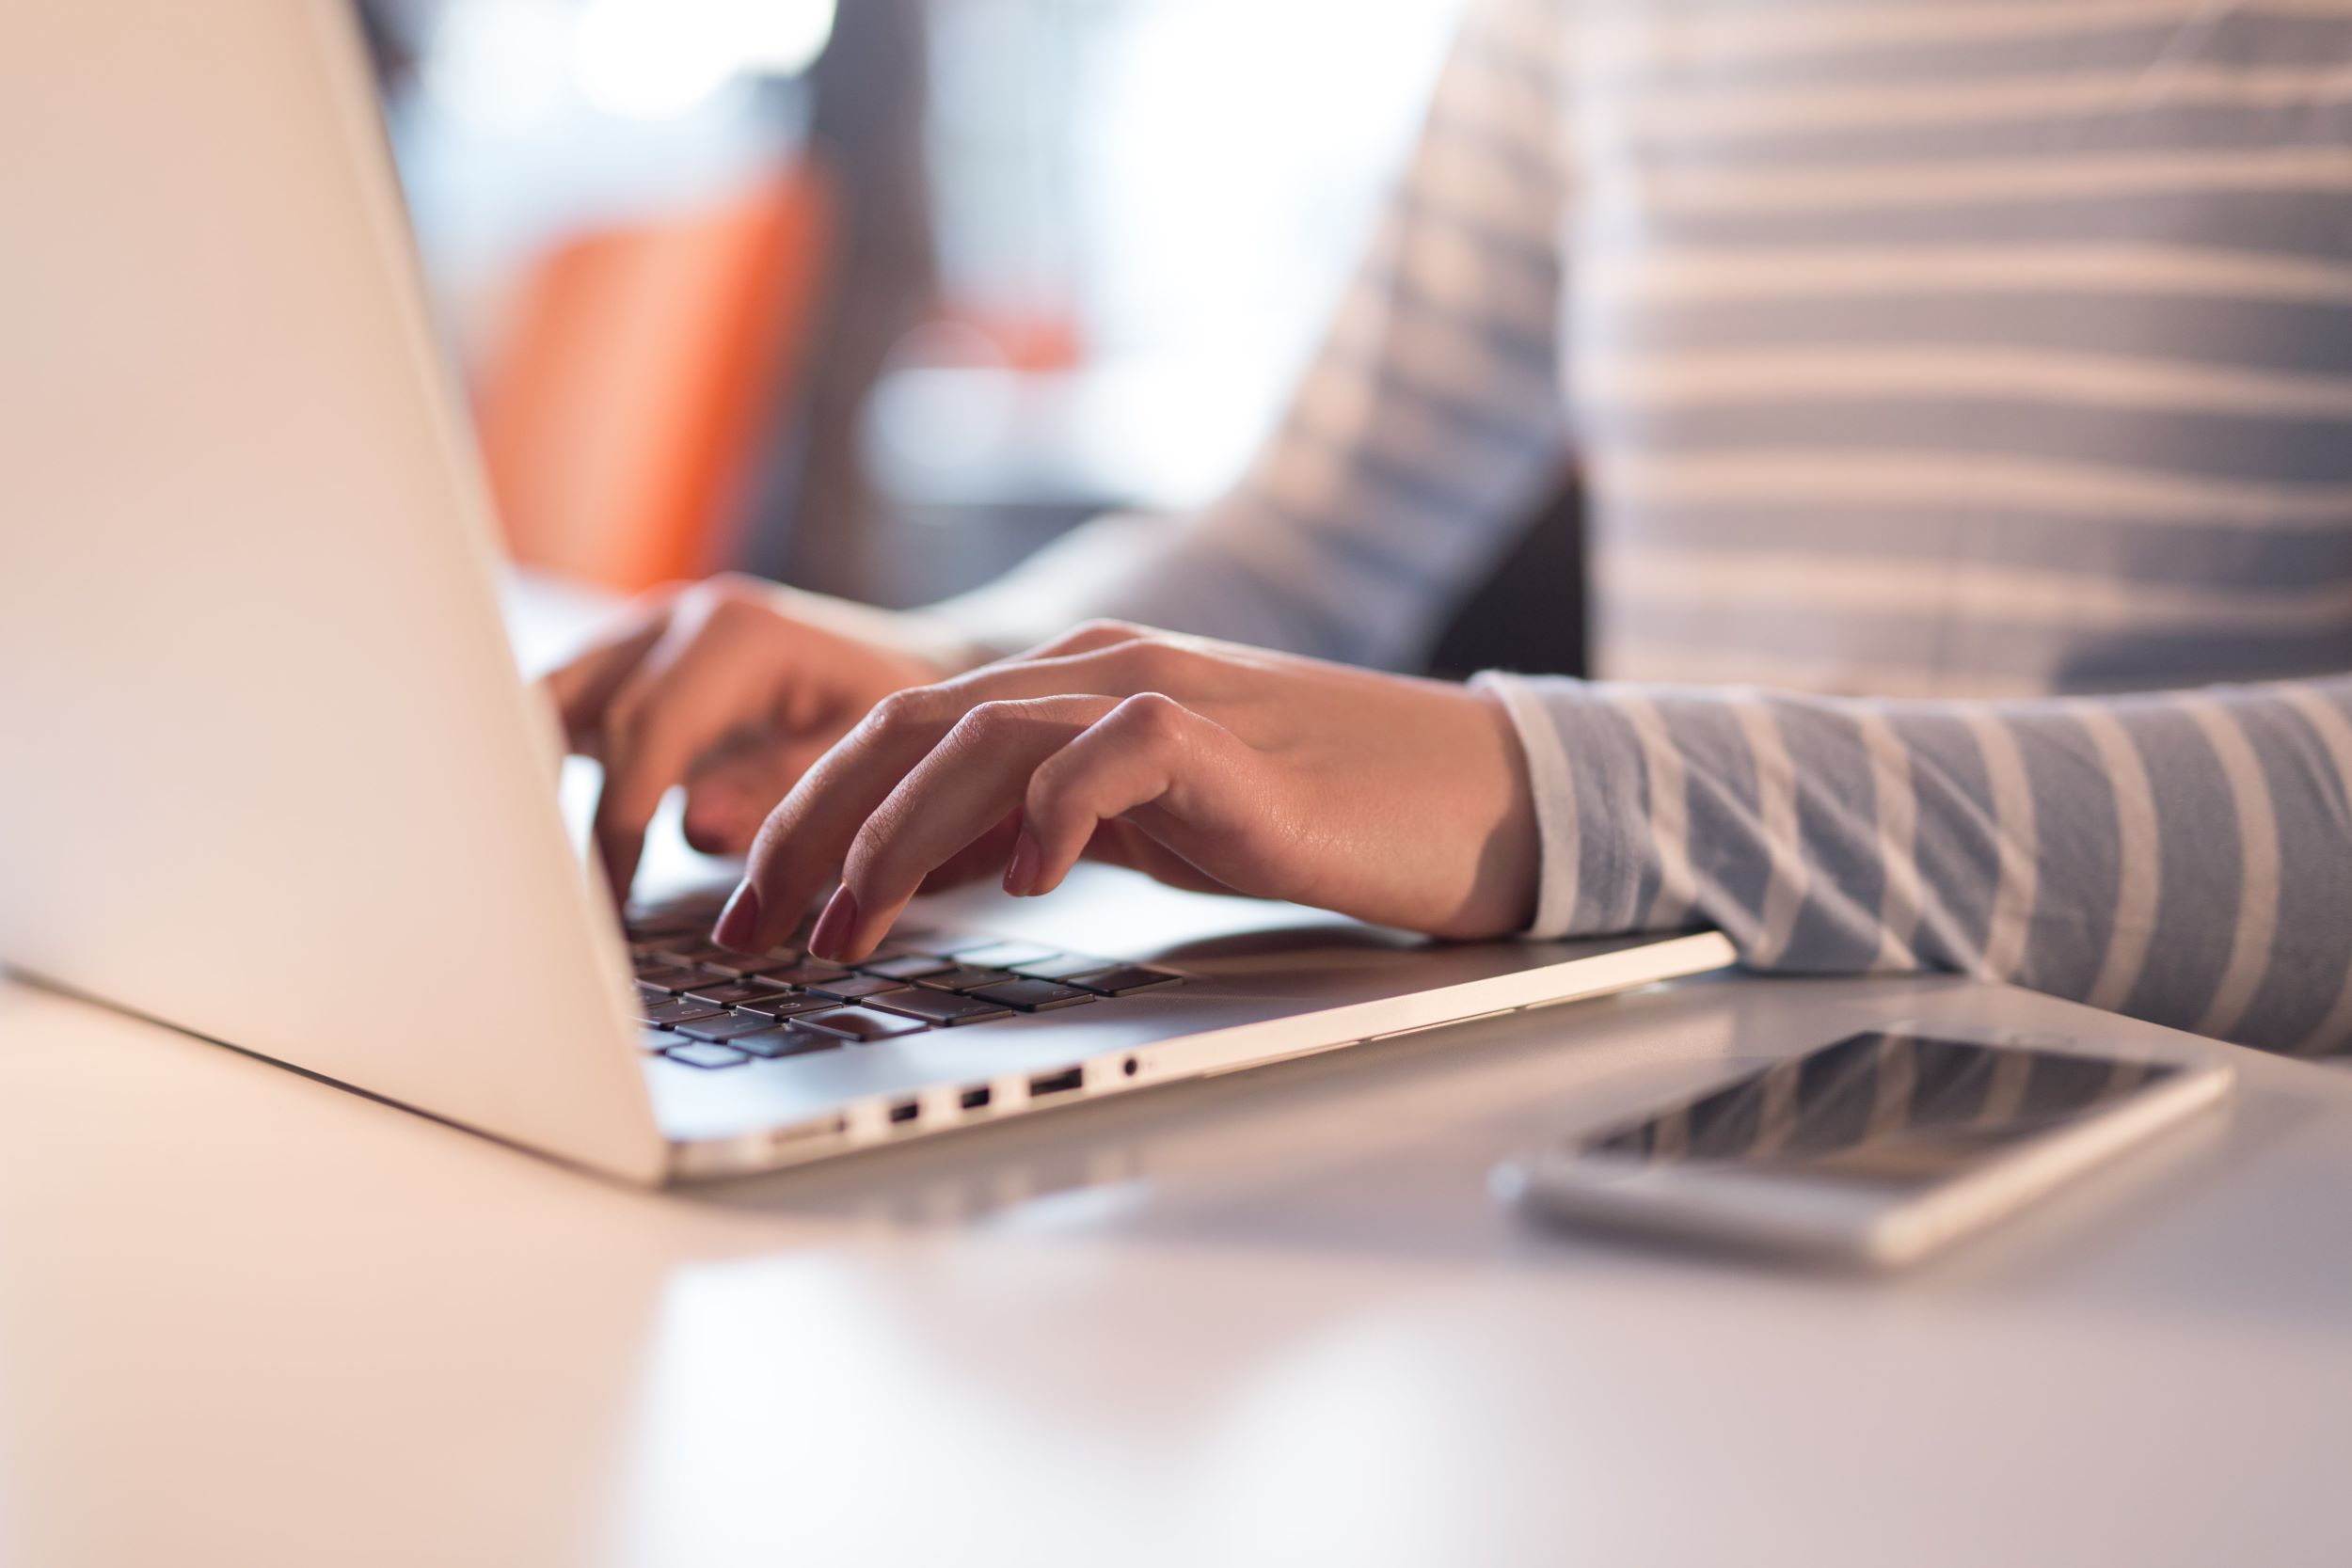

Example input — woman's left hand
[713,620,1541,960]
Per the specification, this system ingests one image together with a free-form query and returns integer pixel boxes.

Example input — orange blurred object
[474,163,834,593]
[958,305,1084,374]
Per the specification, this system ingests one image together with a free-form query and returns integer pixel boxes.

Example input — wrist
[1477,667,1590,940]
[1461,684,1543,939]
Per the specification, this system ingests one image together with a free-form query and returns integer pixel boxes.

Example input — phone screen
[1580,1033,2182,1193]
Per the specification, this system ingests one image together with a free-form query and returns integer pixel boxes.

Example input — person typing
[551,0,2352,1058]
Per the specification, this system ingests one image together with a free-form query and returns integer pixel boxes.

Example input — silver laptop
[0,1,1732,1183]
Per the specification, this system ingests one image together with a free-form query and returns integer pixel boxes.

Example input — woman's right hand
[542,574,967,901]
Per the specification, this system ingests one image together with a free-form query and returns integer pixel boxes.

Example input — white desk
[2,958,2348,1568]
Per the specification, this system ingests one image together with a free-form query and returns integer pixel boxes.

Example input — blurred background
[355,0,1470,612]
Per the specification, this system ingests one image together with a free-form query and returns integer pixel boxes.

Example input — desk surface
[2,958,2348,1568]
[10,578,2347,1566]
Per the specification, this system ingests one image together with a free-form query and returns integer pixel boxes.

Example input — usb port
[887,1100,920,1125]
[1027,1067,1084,1098]
[960,1085,993,1111]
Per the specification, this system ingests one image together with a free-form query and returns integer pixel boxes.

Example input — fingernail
[713,881,762,951]
[808,885,858,959]
[1003,830,1042,897]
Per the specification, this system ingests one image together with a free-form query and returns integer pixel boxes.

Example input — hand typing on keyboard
[711,620,1541,963]
[541,575,977,902]
[624,891,1179,1066]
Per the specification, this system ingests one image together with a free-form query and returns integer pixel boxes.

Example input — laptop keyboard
[623,891,1181,1071]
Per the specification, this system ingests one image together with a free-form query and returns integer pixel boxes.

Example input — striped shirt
[936,0,2352,1056]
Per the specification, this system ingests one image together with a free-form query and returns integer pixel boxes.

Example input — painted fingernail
[1003,831,1042,897]
[808,885,858,959]
[713,881,762,951]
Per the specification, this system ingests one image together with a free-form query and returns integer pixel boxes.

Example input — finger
[734,692,1113,955]
[541,585,685,750]
[728,684,981,950]
[593,615,778,898]
[1018,692,1267,897]
[827,697,1120,956]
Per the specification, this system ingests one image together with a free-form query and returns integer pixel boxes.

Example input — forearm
[1482,673,2352,1056]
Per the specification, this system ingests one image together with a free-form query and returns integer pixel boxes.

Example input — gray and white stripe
[934,0,2352,1053]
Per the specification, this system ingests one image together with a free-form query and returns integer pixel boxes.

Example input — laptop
[0,2,1733,1183]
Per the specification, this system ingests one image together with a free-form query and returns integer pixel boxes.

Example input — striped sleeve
[930,0,1572,671]
[1479,673,2352,1057]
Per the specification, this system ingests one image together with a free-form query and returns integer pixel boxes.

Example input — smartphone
[1502,1026,2233,1267]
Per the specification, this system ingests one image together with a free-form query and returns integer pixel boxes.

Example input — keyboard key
[700,950,805,979]
[675,1013,796,1044]
[682,980,792,1006]
[1009,953,1120,982]
[650,940,737,966]
[732,1028,839,1059]
[663,1041,752,1069]
[788,1008,930,1043]
[735,992,845,1022]
[638,1027,675,1053]
[1065,964,1183,997]
[634,964,714,992]
[626,918,704,941]
[630,889,726,917]
[883,932,991,959]
[807,974,915,1002]
[864,932,938,959]
[625,909,711,938]
[866,990,1014,1027]
[946,940,1063,969]
[913,965,1020,994]
[641,998,727,1028]
[966,978,1096,1013]
[856,953,955,981]
[761,960,855,989]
